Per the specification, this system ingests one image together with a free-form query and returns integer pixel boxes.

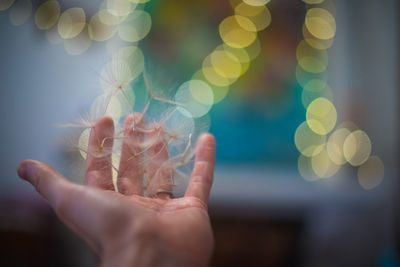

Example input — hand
[17,115,216,267]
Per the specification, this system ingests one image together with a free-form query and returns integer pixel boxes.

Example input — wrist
[99,215,212,267]
[101,238,209,267]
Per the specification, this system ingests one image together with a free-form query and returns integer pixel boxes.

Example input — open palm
[17,115,216,267]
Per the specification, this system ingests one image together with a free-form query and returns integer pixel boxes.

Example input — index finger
[184,134,216,204]
[85,116,115,190]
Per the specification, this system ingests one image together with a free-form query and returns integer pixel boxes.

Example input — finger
[184,134,216,204]
[85,116,115,190]
[117,113,144,195]
[17,160,102,252]
[146,123,173,199]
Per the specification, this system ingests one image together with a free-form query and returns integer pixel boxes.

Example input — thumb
[17,160,102,253]
[17,159,73,209]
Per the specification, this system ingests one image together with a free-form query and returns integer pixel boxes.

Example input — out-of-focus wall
[331,0,399,168]
[0,12,105,191]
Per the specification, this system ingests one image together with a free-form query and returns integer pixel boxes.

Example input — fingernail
[17,163,27,179]
[17,162,33,181]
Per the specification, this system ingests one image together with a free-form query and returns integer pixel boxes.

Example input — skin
[17,114,216,267]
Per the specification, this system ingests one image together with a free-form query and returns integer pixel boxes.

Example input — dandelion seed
[78,128,91,159]
[67,63,211,194]
[99,58,134,96]
[143,69,182,106]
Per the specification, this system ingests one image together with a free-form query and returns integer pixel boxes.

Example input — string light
[178,0,272,118]
[295,1,384,189]
[1,0,385,190]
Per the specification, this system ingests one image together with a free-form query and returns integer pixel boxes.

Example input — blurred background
[0,0,399,266]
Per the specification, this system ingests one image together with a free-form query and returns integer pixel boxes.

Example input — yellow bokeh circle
[88,11,118,42]
[296,40,328,74]
[243,0,270,7]
[118,10,152,43]
[343,130,372,166]
[357,156,384,190]
[175,80,214,118]
[219,15,257,48]
[58,7,86,39]
[295,121,326,157]
[235,2,271,31]
[298,154,320,181]
[306,97,337,135]
[311,148,340,178]
[326,127,351,165]
[210,50,242,79]
[192,70,229,104]
[305,8,336,40]
[35,0,60,30]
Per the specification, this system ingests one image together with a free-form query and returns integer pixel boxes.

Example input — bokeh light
[175,80,214,118]
[298,154,319,181]
[235,2,271,31]
[98,8,123,26]
[191,70,229,104]
[0,0,15,11]
[118,10,152,42]
[302,0,325,4]
[296,40,328,73]
[106,0,135,17]
[295,121,326,157]
[105,95,122,121]
[303,79,328,92]
[58,7,86,39]
[88,11,118,41]
[343,130,372,166]
[306,97,337,135]
[9,0,31,26]
[243,0,270,7]
[113,45,145,81]
[305,7,336,40]
[311,148,340,178]
[357,156,384,190]
[210,50,242,79]
[303,24,333,50]
[326,127,351,165]
[34,0,60,30]
[216,44,251,76]
[244,37,261,60]
[337,120,359,132]
[202,54,235,87]
[219,15,257,48]
[129,0,150,3]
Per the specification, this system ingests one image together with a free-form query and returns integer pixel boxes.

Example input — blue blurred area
[211,83,304,163]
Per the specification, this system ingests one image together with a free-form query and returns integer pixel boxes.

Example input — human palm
[17,115,216,267]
